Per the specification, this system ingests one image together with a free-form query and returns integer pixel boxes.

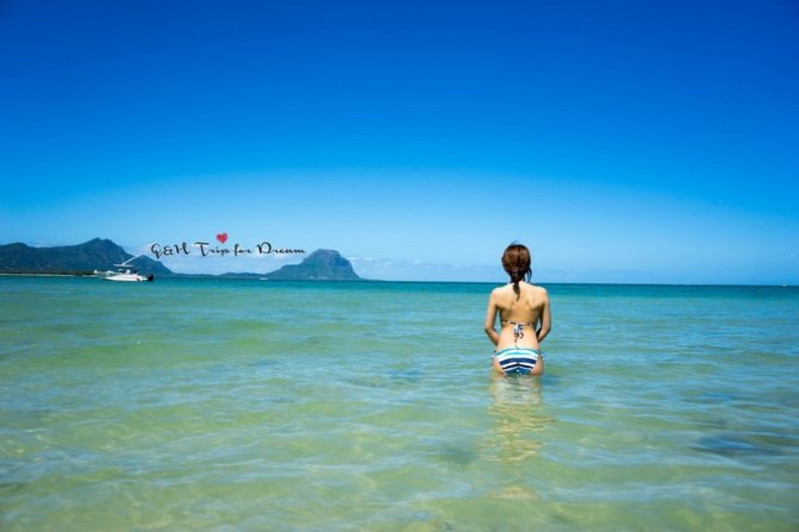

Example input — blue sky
[1,0,797,283]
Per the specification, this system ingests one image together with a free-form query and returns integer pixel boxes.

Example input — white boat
[97,257,154,282]
[106,268,153,282]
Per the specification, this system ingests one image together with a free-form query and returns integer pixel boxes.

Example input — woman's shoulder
[492,283,523,302]
[523,282,549,298]
[490,284,511,297]
[531,283,548,294]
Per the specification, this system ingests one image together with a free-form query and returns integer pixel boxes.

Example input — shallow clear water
[1,277,798,530]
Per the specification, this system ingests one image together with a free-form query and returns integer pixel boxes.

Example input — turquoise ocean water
[1,277,797,530]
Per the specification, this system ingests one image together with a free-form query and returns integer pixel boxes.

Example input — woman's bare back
[485,282,551,351]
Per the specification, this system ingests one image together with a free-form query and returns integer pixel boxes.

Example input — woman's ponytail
[510,268,523,294]
[502,243,532,297]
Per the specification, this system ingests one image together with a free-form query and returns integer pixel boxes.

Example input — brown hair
[502,243,531,295]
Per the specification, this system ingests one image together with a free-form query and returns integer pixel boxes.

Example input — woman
[484,243,551,376]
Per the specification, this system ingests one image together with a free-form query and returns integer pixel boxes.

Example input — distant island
[0,239,362,281]
[0,238,170,277]
[262,249,360,281]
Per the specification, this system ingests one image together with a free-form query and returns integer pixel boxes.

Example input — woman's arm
[484,292,500,346]
[536,290,551,343]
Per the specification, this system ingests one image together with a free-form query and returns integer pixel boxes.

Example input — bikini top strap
[500,320,534,327]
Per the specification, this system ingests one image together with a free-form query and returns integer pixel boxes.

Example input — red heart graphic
[216,233,228,244]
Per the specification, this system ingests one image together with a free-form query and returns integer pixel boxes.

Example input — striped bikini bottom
[493,347,542,375]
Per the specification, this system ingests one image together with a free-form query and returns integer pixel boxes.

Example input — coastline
[0,272,795,288]
[0,272,89,277]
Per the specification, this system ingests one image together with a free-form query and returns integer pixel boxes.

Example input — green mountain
[0,238,172,276]
[263,249,361,280]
